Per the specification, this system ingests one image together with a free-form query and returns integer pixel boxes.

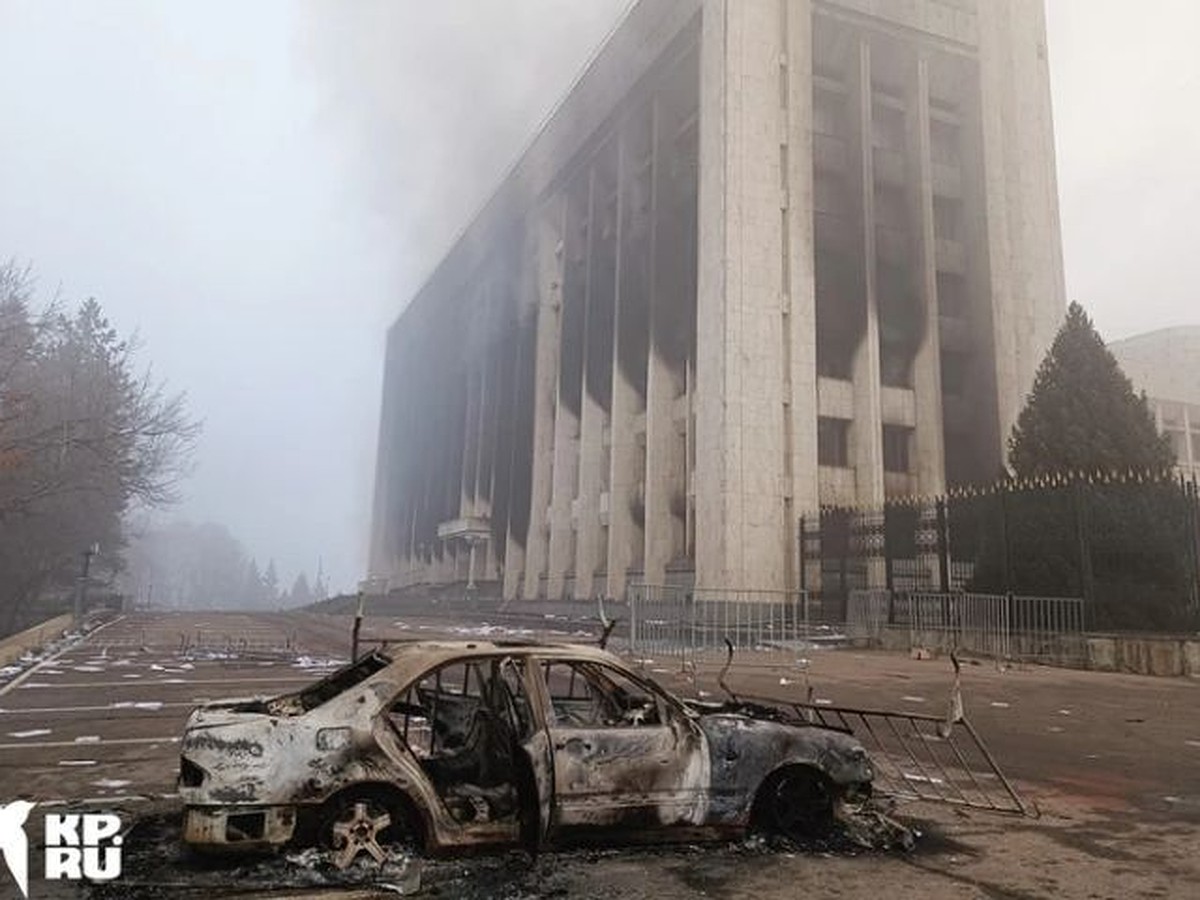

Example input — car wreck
[178,641,886,868]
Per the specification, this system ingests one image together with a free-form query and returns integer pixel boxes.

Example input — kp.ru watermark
[0,801,123,897]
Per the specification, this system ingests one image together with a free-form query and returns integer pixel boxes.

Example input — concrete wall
[862,624,1200,677]
[0,614,73,668]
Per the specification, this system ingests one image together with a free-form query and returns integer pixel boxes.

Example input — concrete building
[1110,327,1200,482]
[369,0,1066,600]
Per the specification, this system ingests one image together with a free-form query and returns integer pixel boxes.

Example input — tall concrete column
[575,167,606,599]
[643,98,673,586]
[849,37,886,591]
[907,53,947,497]
[977,0,1067,449]
[607,134,642,600]
[850,37,885,510]
[695,0,790,591]
[548,181,590,600]
[782,0,820,584]
[523,201,565,600]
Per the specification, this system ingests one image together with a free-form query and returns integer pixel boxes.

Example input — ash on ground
[87,810,921,900]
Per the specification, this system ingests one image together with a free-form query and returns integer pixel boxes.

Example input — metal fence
[627,585,840,666]
[848,589,1086,663]
[803,475,1200,634]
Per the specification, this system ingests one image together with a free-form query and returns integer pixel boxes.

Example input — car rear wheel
[319,789,415,870]
[755,766,835,838]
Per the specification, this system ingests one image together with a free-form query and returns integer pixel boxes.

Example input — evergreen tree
[288,572,313,608]
[1008,302,1174,478]
[263,560,280,604]
[968,303,1195,630]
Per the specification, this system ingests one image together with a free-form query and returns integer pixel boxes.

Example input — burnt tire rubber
[755,767,835,839]
[318,789,415,870]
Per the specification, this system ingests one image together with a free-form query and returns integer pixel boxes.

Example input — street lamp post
[73,543,99,624]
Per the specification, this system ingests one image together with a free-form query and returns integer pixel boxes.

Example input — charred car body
[179,641,875,865]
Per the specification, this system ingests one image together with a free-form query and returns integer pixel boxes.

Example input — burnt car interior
[383,655,673,828]
[540,661,664,727]
[387,657,533,825]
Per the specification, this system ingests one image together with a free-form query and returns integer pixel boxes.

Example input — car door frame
[527,653,710,839]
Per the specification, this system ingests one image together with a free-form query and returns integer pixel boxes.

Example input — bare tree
[0,262,200,633]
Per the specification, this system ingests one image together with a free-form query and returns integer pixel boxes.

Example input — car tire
[318,787,416,869]
[754,766,835,839]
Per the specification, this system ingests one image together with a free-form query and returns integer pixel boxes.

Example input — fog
[0,0,1195,594]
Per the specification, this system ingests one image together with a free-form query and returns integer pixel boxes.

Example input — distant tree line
[0,261,199,634]
[120,518,329,610]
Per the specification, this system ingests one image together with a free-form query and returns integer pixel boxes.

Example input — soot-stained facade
[369,0,1066,599]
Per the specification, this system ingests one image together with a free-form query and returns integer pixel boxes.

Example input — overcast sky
[0,1,1196,593]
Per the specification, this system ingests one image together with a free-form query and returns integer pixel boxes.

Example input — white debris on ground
[7,728,52,739]
[293,656,349,670]
[0,624,98,688]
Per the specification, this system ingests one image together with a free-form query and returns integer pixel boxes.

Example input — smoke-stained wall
[370,0,1065,598]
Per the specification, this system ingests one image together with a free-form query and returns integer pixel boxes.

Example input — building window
[880,342,913,389]
[874,184,907,231]
[871,104,905,152]
[930,119,961,166]
[934,197,960,241]
[813,88,845,138]
[818,417,851,468]
[941,350,969,396]
[937,271,968,318]
[814,171,848,216]
[1167,429,1188,464]
[883,425,912,474]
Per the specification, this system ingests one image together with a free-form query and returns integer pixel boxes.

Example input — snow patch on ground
[8,729,51,739]
[292,656,348,670]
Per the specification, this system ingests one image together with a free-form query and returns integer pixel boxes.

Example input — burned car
[179,641,875,866]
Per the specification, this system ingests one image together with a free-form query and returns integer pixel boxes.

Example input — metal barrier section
[628,585,824,666]
[178,628,301,659]
[846,589,890,643]
[797,702,1036,817]
[848,589,1086,664]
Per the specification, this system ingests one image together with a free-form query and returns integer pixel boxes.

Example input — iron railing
[628,585,835,665]
[848,589,1086,663]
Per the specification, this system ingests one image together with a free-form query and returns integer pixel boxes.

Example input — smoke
[295,0,632,303]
